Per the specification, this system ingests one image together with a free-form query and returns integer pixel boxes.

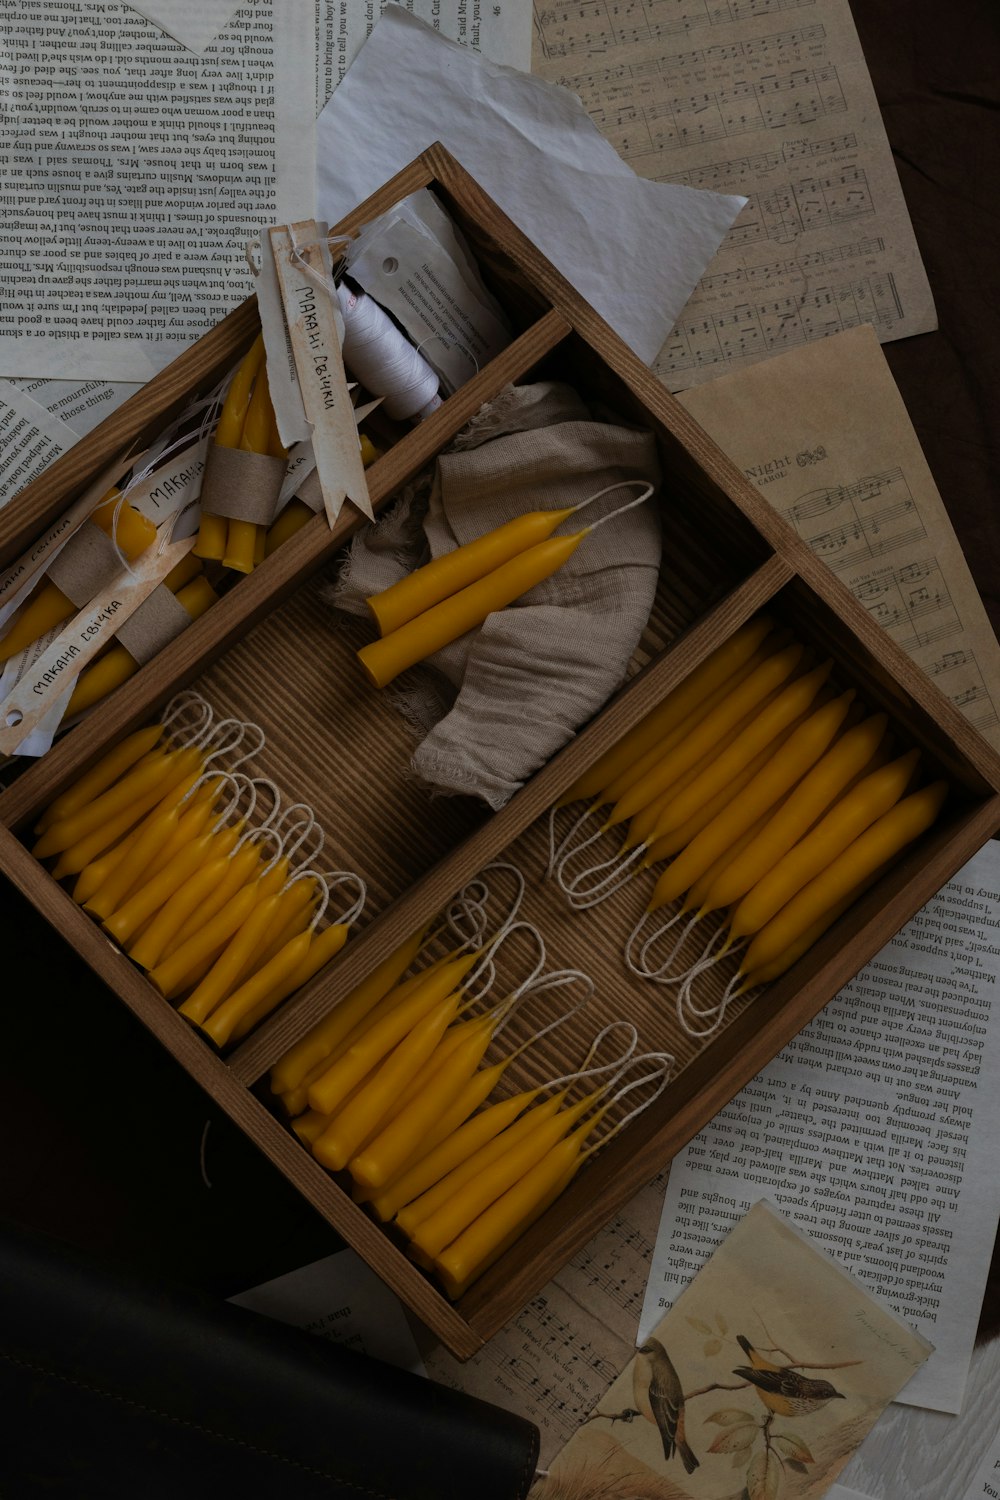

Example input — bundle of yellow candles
[0,488,157,669]
[356,479,655,689]
[547,612,949,1033]
[34,692,366,1046]
[269,884,674,1296]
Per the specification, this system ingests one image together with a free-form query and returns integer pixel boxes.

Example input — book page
[0,380,76,509]
[677,325,1000,750]
[9,377,143,439]
[639,842,1000,1415]
[314,0,532,114]
[532,0,936,390]
[0,0,315,383]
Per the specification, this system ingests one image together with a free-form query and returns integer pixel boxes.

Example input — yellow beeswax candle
[366,1075,534,1222]
[158,838,264,958]
[357,532,588,689]
[607,643,805,828]
[0,491,156,665]
[348,1013,497,1191]
[366,507,577,637]
[269,925,428,1095]
[312,993,464,1171]
[394,1093,566,1240]
[176,887,281,1021]
[439,1163,577,1301]
[436,1123,598,1291]
[195,333,264,560]
[408,1093,598,1261]
[558,615,775,807]
[307,953,478,1116]
[49,751,202,878]
[127,830,243,969]
[85,768,202,919]
[103,819,241,948]
[37,725,163,830]
[228,921,352,1044]
[34,746,190,858]
[65,575,217,718]
[200,928,316,1046]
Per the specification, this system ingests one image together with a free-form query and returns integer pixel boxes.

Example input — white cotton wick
[336,282,442,422]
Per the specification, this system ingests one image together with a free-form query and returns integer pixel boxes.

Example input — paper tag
[256,229,312,450]
[270,221,373,526]
[0,623,76,757]
[0,533,196,754]
[277,439,317,509]
[125,435,211,524]
[0,445,136,631]
[348,215,511,393]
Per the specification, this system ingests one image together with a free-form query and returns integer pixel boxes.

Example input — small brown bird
[733,1334,846,1418]
[634,1338,699,1473]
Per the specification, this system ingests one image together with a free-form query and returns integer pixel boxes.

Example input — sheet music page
[532,0,936,390]
[677,325,1000,750]
[639,843,1000,1415]
[422,1169,669,1465]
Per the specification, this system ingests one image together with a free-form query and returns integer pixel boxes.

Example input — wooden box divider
[3,144,1000,1359]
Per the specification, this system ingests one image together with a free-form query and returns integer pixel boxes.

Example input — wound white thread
[337,281,441,422]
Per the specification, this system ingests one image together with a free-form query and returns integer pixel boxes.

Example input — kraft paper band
[201,446,286,526]
[48,526,125,608]
[115,584,193,666]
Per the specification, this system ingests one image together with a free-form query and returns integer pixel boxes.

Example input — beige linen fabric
[330,383,662,808]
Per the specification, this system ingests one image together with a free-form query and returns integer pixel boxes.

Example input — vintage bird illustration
[634,1338,699,1473]
[733,1334,846,1418]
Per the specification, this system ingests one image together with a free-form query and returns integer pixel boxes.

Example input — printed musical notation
[532,0,936,389]
[781,468,927,574]
[664,271,901,371]
[927,649,1000,733]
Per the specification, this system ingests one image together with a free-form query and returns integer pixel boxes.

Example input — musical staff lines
[662,271,902,372]
[596,63,847,154]
[778,470,928,575]
[553,22,826,93]
[535,0,817,60]
[927,650,1000,733]
[698,235,883,290]
[667,133,857,190]
[564,1210,654,1322]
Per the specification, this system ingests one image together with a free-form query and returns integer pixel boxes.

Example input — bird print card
[531,1200,931,1500]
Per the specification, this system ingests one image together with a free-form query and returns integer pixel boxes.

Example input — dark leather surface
[0,1218,539,1500]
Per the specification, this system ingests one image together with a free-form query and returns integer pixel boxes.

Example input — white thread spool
[337,282,442,422]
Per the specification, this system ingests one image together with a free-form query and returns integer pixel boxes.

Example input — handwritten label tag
[125,435,211,524]
[0,624,76,757]
[0,533,196,754]
[270,220,372,527]
[0,444,137,632]
[256,229,311,450]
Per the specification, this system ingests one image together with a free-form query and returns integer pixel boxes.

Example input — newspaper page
[314,0,532,115]
[0,379,77,509]
[532,0,936,390]
[677,325,1000,750]
[639,842,1000,1416]
[0,0,315,383]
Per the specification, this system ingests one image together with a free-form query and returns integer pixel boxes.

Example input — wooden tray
[2,145,999,1360]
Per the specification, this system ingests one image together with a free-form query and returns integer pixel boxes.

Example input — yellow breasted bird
[733,1334,845,1418]
[634,1339,699,1473]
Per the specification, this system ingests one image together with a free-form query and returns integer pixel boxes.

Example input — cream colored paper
[270,223,372,526]
[535,1201,931,1500]
[677,326,1000,749]
[532,0,936,390]
[0,533,196,754]
[0,380,75,510]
